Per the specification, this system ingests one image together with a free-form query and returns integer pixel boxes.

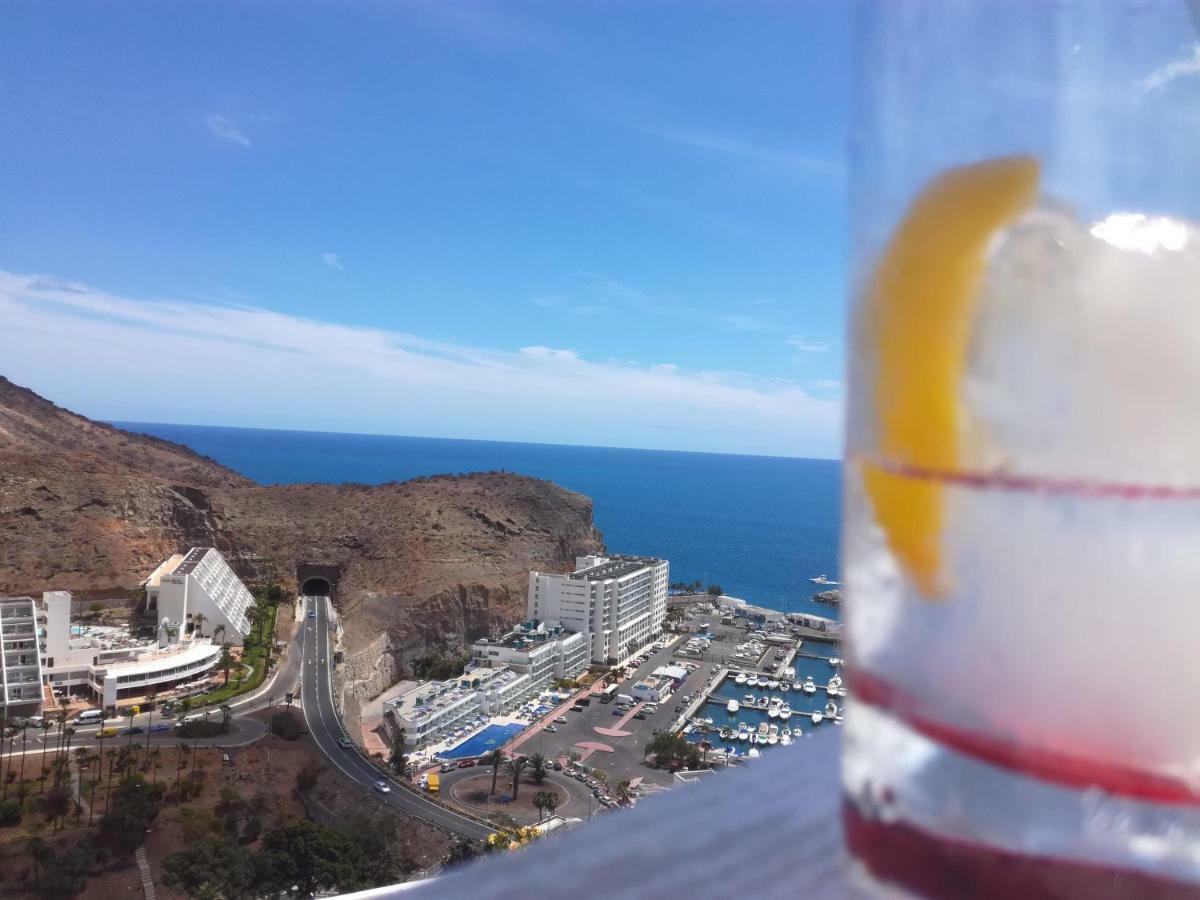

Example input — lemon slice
[862,156,1039,597]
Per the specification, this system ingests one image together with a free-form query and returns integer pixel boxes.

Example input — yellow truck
[426,772,440,793]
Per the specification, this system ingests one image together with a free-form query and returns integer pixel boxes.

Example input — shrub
[0,799,20,826]
[270,711,303,741]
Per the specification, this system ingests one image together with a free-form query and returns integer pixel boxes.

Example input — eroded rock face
[0,377,604,662]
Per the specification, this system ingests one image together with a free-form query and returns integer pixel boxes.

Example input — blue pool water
[442,723,525,759]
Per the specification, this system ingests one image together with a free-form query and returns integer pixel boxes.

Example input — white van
[616,694,635,706]
[71,709,104,726]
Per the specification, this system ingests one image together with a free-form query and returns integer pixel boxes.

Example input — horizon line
[109,418,842,465]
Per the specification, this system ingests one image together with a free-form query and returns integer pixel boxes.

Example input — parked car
[120,726,144,736]
[578,697,591,706]
[612,709,623,716]
[457,759,476,769]
[553,716,568,724]
[552,761,563,770]
[374,780,391,794]
[633,712,646,720]
[150,722,171,733]
[570,705,584,712]
[439,763,456,773]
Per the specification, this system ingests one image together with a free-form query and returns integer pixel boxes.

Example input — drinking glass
[843,2,1200,895]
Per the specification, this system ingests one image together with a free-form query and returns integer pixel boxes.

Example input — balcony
[345,733,849,898]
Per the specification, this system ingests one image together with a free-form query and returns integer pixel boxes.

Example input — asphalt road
[298,595,493,841]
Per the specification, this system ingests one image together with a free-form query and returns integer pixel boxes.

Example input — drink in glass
[843,3,1200,896]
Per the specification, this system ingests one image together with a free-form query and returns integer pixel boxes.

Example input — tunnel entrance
[301,577,331,597]
[296,563,341,600]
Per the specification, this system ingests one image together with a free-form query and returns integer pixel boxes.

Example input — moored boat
[727,699,740,714]
[811,710,824,725]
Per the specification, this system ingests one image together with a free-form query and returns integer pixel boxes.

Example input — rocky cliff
[0,377,604,677]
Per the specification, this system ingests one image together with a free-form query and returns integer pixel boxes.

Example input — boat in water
[829,657,843,668]
[810,574,840,585]
[735,673,748,685]
[743,694,755,706]
[768,724,780,745]
[803,676,816,695]
[720,726,734,740]
[780,704,792,720]
[758,696,770,710]
[793,681,804,692]
[780,732,793,746]
[811,710,824,725]
[767,698,781,719]
[747,747,761,759]
[757,722,769,743]
[746,675,759,687]
[825,700,839,718]
[727,699,740,714]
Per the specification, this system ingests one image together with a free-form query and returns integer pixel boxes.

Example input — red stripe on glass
[844,800,1196,899]
[861,455,1200,501]
[852,668,1200,807]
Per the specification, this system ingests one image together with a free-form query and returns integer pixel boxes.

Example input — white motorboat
[810,574,840,585]
[803,676,817,695]
[727,699,740,714]
[780,704,792,720]
[779,682,792,692]
[767,698,781,719]
[827,674,843,693]
[768,724,779,745]
[793,682,804,692]
[747,675,759,688]
[735,673,748,685]
[825,700,839,718]
[757,722,769,741]
[829,657,843,667]
[811,710,824,725]
[779,732,793,746]
[758,697,770,710]
[767,679,780,690]
[747,747,761,759]
[781,727,792,738]
[743,694,755,706]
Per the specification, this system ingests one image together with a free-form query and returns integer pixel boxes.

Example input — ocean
[112,422,842,619]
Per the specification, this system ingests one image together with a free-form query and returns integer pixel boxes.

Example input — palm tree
[148,747,162,786]
[15,723,29,796]
[145,690,157,756]
[211,622,226,646]
[191,613,207,638]
[614,779,633,804]
[483,749,506,796]
[505,756,529,800]
[125,707,138,749]
[220,704,233,734]
[219,643,235,684]
[175,743,188,800]
[37,719,53,794]
[528,752,549,785]
[532,790,558,822]
[26,836,48,887]
[1,722,16,801]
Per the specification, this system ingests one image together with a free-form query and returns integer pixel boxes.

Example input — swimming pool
[441,723,524,759]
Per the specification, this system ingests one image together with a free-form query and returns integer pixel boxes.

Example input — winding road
[299,595,493,841]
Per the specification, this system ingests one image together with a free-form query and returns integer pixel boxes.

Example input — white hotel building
[0,547,255,713]
[384,623,590,749]
[528,555,669,665]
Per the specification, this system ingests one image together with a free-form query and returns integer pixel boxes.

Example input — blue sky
[1,1,851,458]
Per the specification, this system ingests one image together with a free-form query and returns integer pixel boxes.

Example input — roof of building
[570,555,662,582]
[144,553,185,587]
[172,547,214,577]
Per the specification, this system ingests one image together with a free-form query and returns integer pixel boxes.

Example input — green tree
[256,820,364,898]
[442,838,482,869]
[707,584,723,596]
[482,749,506,796]
[219,644,235,685]
[527,753,549,785]
[532,790,559,822]
[99,774,161,855]
[645,733,702,770]
[505,756,529,800]
[191,613,207,638]
[341,812,414,887]
[590,767,608,787]
[163,836,254,900]
[26,835,49,886]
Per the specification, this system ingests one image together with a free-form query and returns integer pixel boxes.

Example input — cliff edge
[0,377,604,681]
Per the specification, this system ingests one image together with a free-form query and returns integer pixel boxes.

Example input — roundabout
[444,771,584,826]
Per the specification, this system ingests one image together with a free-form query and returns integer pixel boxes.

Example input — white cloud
[637,125,844,183]
[1143,44,1200,93]
[203,114,251,147]
[0,271,842,458]
[321,253,344,271]
[787,335,830,354]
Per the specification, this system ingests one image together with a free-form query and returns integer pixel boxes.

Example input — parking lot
[514,625,739,787]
